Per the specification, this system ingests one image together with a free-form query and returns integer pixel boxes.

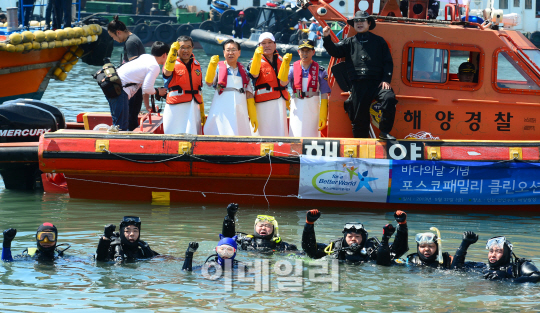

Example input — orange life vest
[166,56,203,104]
[254,53,290,103]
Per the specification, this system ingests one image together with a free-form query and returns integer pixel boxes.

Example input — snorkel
[430,227,443,265]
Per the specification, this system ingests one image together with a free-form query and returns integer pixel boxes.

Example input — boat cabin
[303,0,540,141]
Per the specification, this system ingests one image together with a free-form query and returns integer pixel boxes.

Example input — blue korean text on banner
[388,160,540,205]
[299,155,391,202]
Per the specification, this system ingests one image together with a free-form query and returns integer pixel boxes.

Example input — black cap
[298,39,315,50]
[347,10,376,30]
[459,62,476,73]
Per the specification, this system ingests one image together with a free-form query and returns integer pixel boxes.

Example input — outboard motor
[0,102,58,143]
[4,99,66,129]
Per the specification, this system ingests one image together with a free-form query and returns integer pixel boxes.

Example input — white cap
[258,32,275,43]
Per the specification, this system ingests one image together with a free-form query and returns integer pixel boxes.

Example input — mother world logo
[312,163,379,195]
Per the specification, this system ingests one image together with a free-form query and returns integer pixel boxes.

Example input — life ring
[199,20,217,32]
[154,23,176,43]
[220,9,236,29]
[243,7,259,26]
[133,23,153,44]
[177,24,194,38]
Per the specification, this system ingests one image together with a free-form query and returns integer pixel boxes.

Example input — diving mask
[120,216,141,230]
[342,222,365,234]
[415,232,437,245]
[216,244,236,259]
[36,231,56,242]
[486,236,513,251]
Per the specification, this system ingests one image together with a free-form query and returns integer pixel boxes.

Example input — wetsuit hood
[417,243,439,263]
[216,234,238,267]
[120,217,141,249]
[342,222,368,251]
[489,241,512,269]
[36,222,57,255]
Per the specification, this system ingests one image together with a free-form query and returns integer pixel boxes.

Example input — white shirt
[117,54,160,99]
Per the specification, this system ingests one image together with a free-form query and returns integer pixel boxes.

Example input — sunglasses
[354,18,367,23]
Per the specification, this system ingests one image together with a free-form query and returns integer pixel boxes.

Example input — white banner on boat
[299,155,391,202]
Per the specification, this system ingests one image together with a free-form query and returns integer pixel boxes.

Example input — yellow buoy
[72,38,81,46]
[21,31,34,43]
[73,27,83,38]
[0,42,5,51]
[23,42,33,51]
[91,35,98,42]
[95,25,102,35]
[75,47,84,57]
[69,45,77,52]
[44,30,56,41]
[9,33,23,45]
[81,36,88,44]
[55,40,62,48]
[6,44,16,52]
[32,42,41,50]
[15,44,25,52]
[54,67,63,76]
[64,27,74,39]
[62,39,71,47]
[40,41,49,49]
[29,20,39,27]
[48,41,56,49]
[55,29,66,41]
[58,72,67,81]
[82,25,90,36]
[64,64,73,72]
[33,30,46,42]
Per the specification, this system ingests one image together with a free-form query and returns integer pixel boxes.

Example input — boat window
[408,47,448,83]
[496,51,540,90]
[500,0,508,9]
[523,49,540,67]
[525,0,532,9]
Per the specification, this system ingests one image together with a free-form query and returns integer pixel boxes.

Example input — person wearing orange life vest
[162,35,205,135]
[247,32,292,137]
[203,39,258,136]
[288,39,331,137]
[294,18,309,42]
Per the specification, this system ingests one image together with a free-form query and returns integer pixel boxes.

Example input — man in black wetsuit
[302,209,408,265]
[95,216,158,262]
[452,235,540,283]
[222,203,297,252]
[322,10,398,140]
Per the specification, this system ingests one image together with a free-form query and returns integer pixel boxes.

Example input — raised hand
[2,228,17,248]
[306,209,321,224]
[103,224,116,239]
[462,231,478,245]
[227,203,239,218]
[382,224,395,237]
[394,210,407,224]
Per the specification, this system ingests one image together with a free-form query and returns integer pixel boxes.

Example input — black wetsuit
[95,233,158,262]
[222,215,298,252]
[452,254,540,283]
[301,223,408,264]
[406,252,452,268]
[323,32,397,138]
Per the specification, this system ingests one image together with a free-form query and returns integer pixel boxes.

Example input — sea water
[0,47,539,312]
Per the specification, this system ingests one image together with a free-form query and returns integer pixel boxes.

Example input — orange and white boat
[36,0,540,211]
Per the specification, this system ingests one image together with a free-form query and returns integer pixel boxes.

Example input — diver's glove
[461,231,478,246]
[277,53,292,82]
[249,46,263,77]
[247,98,258,132]
[205,55,219,84]
[484,270,512,280]
[185,241,199,258]
[227,203,239,218]
[318,98,328,131]
[394,210,407,224]
[2,228,17,248]
[103,224,116,239]
[164,41,180,72]
[451,231,478,269]
[306,209,321,224]
[381,224,395,245]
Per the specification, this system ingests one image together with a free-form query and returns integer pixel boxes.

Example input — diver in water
[452,236,540,283]
[1,223,70,261]
[222,203,297,252]
[95,216,159,262]
[406,230,478,268]
[182,235,242,271]
[302,209,408,265]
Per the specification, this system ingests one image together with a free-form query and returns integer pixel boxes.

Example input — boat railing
[19,0,81,29]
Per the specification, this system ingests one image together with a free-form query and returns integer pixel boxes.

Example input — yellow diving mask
[36,231,56,243]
